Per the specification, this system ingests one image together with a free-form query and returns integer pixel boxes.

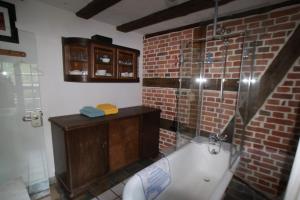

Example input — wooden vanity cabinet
[51,123,108,197]
[49,106,160,198]
[140,111,160,158]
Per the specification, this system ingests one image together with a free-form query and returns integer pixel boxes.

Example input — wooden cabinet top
[62,37,140,55]
[49,106,160,131]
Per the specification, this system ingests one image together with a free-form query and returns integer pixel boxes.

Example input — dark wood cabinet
[140,111,160,158]
[62,38,90,82]
[109,117,139,171]
[62,37,140,82]
[49,106,160,198]
[116,48,138,80]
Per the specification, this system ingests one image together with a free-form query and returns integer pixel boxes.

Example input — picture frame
[0,0,18,43]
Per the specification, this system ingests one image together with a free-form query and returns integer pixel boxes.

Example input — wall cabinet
[62,37,139,82]
[49,106,160,198]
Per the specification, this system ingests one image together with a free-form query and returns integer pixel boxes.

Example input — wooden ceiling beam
[76,0,122,19]
[116,0,234,32]
[144,0,299,38]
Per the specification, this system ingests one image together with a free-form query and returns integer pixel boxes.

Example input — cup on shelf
[121,72,129,77]
[96,69,106,76]
[101,57,110,63]
[106,73,112,77]
[99,55,110,63]
[128,72,133,77]
[81,71,88,75]
[69,70,82,75]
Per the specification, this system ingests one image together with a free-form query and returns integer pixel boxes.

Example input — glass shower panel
[0,30,49,197]
[231,35,257,166]
[176,39,204,147]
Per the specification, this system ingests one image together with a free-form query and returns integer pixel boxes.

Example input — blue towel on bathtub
[137,158,171,200]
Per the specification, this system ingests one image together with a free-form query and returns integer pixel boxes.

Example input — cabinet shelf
[70,60,88,63]
[62,37,140,83]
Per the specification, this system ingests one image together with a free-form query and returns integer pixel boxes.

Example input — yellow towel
[96,104,118,115]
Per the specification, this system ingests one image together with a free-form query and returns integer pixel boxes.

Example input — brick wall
[142,4,300,198]
[235,58,300,196]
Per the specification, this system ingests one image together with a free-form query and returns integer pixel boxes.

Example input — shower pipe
[219,38,229,102]
[213,0,219,37]
[173,41,184,148]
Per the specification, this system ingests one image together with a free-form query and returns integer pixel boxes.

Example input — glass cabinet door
[117,49,137,79]
[63,44,89,76]
[91,44,115,79]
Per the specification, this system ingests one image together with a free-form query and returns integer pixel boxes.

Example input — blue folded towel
[80,106,105,118]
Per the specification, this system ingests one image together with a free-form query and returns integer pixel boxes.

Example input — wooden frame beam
[76,0,122,19]
[0,48,26,57]
[145,0,300,38]
[117,0,234,32]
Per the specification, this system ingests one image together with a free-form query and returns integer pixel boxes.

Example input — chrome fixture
[205,52,213,64]
[213,0,219,37]
[208,133,228,155]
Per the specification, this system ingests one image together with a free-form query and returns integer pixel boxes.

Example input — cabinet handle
[102,142,107,149]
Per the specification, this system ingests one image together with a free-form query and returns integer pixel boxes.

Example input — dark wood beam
[143,78,239,91]
[117,0,234,32]
[245,24,300,124]
[145,0,300,38]
[0,48,26,57]
[76,0,122,19]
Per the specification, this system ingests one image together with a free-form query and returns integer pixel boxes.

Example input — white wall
[284,138,300,200]
[9,0,144,178]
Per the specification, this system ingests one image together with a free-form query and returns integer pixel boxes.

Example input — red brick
[272,93,293,99]
[248,126,270,134]
[273,112,284,118]
[262,19,274,26]
[264,141,290,151]
[275,16,289,24]
[291,13,300,21]
[292,87,300,93]
[267,99,280,105]
[265,105,291,112]
[267,22,296,32]
[266,117,293,126]
[265,38,285,45]
[223,19,243,27]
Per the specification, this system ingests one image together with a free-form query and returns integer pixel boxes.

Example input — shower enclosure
[0,30,49,198]
[175,28,257,167]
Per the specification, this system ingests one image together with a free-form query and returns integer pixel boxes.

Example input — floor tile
[111,183,125,196]
[97,189,118,200]
[122,178,130,184]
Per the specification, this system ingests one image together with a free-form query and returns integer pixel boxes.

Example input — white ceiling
[37,0,288,35]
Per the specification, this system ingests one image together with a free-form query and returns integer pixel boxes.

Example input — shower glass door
[176,39,203,147]
[0,30,49,197]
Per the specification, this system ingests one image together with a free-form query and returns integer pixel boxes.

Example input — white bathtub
[123,136,239,200]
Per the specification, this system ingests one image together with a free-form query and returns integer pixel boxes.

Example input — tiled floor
[91,180,126,200]
[223,177,268,200]
[39,159,156,200]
